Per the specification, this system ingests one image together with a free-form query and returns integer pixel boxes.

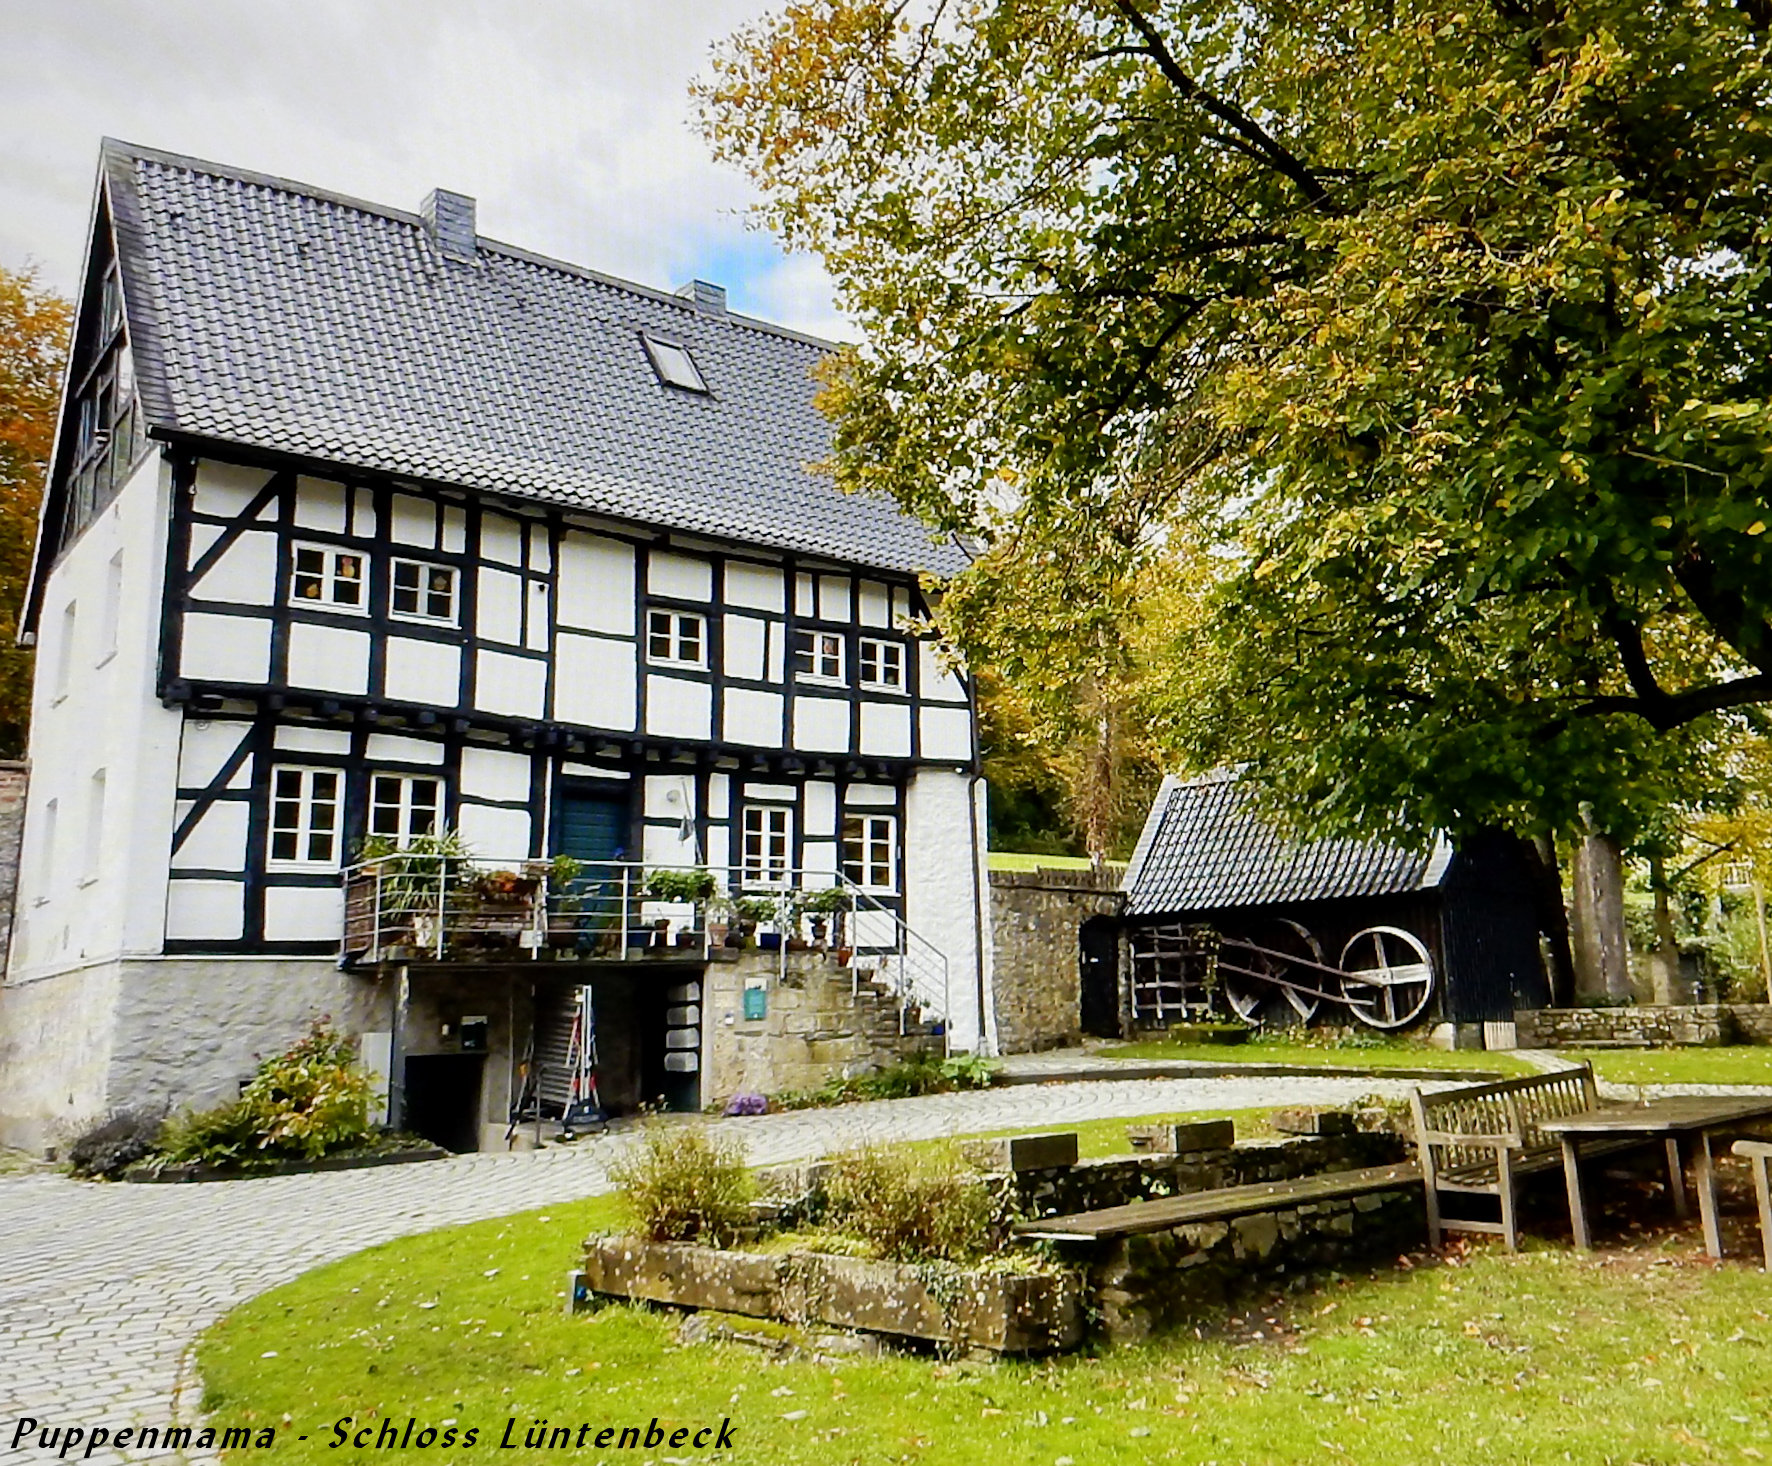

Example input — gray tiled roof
[103,141,966,577]
[1121,770,1452,919]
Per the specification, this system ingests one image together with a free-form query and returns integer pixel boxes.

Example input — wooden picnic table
[1539,1096,1772,1257]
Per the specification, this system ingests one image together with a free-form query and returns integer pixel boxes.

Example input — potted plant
[800,887,849,951]
[644,867,718,903]
[726,896,773,948]
[349,828,470,953]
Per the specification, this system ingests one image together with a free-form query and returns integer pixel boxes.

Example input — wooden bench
[1733,1139,1772,1270]
[1410,1064,1652,1251]
[1010,1164,1421,1243]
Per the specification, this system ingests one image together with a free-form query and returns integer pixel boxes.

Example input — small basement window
[642,334,709,393]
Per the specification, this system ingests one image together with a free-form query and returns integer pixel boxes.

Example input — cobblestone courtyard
[0,1072,1460,1461]
[5,1061,1753,1463]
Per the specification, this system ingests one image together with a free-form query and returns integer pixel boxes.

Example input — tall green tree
[0,264,69,757]
[700,0,1772,862]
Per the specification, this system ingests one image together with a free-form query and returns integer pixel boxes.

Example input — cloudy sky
[0,0,850,337]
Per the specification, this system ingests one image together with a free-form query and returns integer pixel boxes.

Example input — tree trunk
[1525,833,1577,1007]
[1647,853,1691,1005]
[1570,827,1631,1003]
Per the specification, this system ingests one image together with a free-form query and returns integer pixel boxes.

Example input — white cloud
[0,0,845,335]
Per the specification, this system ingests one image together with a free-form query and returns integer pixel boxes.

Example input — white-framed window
[858,637,905,691]
[389,559,458,625]
[741,805,793,887]
[793,629,845,684]
[367,772,443,845]
[647,608,706,668]
[268,765,344,868]
[842,813,897,892]
[290,543,366,613]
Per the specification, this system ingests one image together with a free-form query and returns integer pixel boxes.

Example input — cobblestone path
[0,1071,1438,1461]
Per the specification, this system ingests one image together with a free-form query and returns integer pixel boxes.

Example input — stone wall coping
[988,868,1125,894]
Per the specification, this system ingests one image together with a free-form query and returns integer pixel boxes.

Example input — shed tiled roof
[1121,770,1452,919]
[100,140,965,577]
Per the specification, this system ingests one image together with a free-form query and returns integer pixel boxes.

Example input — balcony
[340,856,950,1034]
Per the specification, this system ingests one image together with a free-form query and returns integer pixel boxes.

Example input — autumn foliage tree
[700,0,1772,885]
[0,264,69,757]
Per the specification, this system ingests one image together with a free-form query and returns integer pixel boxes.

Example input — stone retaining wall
[1515,1004,1772,1048]
[702,950,942,1103]
[988,866,1122,1053]
[1090,1184,1426,1345]
[1009,1131,1410,1223]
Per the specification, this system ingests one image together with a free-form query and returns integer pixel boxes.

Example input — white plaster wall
[181,613,272,683]
[860,701,912,758]
[648,551,712,601]
[793,696,851,753]
[903,769,990,1052]
[920,704,974,763]
[725,561,783,613]
[556,532,634,634]
[724,688,782,747]
[475,649,547,719]
[459,746,532,804]
[553,632,635,731]
[384,637,461,706]
[9,452,183,982]
[189,528,276,605]
[646,675,712,740]
[287,621,370,695]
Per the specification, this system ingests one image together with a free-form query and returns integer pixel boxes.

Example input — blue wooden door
[553,786,629,865]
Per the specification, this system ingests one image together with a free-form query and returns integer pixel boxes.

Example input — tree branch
[1104,0,1336,212]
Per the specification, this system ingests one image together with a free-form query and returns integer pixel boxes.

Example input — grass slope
[1568,1047,1772,1087]
[201,1190,1772,1465]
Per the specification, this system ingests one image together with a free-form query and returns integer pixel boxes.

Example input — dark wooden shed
[1106,771,1548,1034]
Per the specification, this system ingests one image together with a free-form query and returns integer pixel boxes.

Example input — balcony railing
[340,857,950,1042]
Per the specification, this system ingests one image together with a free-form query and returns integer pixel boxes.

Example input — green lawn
[1103,1035,1537,1076]
[1571,1046,1772,1087]
[922,1106,1281,1161]
[985,851,1102,873]
[199,1192,1772,1465]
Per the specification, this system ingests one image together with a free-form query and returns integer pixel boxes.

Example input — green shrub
[157,1019,376,1170]
[822,1143,995,1263]
[939,1053,1000,1089]
[609,1126,753,1245]
[240,1020,376,1159]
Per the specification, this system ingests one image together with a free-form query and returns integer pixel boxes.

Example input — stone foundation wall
[1515,1004,1772,1047]
[1008,1131,1409,1221]
[702,950,942,1103]
[1091,1185,1426,1345]
[988,867,1122,1053]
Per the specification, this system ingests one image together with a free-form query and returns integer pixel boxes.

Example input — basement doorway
[402,1053,486,1153]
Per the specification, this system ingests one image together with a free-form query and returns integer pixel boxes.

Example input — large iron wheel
[1338,926,1435,1029]
[1223,919,1323,1026]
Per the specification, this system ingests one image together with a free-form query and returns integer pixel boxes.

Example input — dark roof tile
[102,140,963,577]
[1121,770,1451,918]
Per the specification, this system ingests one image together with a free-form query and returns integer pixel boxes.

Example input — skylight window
[642,334,708,393]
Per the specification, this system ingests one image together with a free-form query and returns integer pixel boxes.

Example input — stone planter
[580,1236,1082,1356]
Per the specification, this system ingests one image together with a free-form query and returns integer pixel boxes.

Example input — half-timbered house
[0,142,992,1151]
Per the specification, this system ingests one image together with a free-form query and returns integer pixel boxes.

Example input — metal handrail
[338,856,953,1040]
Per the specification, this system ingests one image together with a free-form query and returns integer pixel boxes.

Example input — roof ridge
[100,137,843,354]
